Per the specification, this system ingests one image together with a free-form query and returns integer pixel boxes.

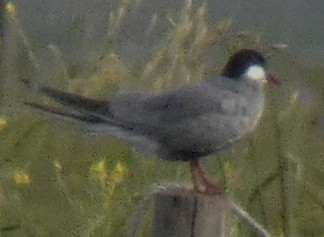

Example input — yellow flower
[90,159,107,174]
[90,158,108,187]
[5,2,16,18]
[90,158,129,198]
[110,161,128,184]
[0,117,8,131]
[13,170,31,185]
[53,160,62,171]
[106,161,129,197]
[115,161,128,176]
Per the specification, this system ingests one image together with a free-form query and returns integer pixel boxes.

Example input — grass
[0,1,324,237]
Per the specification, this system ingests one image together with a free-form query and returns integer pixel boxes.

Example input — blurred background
[0,0,323,236]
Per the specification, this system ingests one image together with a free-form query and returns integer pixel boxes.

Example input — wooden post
[152,186,230,237]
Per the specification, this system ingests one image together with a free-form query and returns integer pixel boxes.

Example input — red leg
[190,160,222,195]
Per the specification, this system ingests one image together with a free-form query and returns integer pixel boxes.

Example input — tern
[26,49,279,194]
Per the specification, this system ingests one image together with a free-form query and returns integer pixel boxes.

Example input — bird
[25,49,280,195]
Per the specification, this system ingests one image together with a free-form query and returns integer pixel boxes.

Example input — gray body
[106,76,264,160]
[32,73,265,162]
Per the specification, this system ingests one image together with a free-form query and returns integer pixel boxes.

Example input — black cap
[221,49,266,79]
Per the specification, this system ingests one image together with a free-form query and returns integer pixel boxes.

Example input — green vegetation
[0,1,323,236]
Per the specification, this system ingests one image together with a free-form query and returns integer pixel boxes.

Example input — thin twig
[273,109,289,236]
[230,199,273,237]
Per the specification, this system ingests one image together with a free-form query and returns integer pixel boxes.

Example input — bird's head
[221,49,280,85]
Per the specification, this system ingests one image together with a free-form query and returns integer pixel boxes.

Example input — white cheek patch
[245,65,266,82]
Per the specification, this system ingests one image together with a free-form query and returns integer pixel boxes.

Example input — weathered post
[152,186,230,237]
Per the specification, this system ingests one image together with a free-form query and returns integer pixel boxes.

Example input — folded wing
[27,80,247,159]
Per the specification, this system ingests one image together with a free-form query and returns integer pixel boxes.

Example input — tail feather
[24,82,149,135]
[21,78,113,117]
[25,101,143,133]
[25,102,108,124]
[38,86,112,117]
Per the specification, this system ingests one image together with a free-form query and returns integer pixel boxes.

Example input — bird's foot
[193,179,223,195]
[202,180,223,195]
[190,160,224,196]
